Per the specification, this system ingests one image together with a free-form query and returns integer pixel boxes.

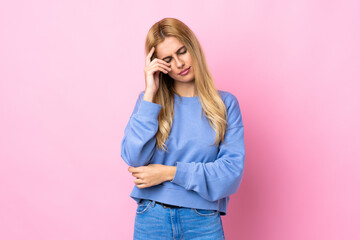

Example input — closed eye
[164,47,187,63]
[165,50,186,63]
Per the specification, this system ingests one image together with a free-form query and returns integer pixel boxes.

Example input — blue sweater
[121,90,245,216]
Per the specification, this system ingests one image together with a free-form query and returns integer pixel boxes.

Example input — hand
[144,46,172,94]
[128,164,173,189]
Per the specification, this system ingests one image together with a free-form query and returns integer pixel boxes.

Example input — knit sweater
[121,90,245,216]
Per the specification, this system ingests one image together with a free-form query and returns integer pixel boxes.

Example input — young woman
[121,17,245,240]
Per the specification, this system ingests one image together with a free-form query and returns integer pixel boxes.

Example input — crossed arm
[121,91,245,202]
[128,164,176,189]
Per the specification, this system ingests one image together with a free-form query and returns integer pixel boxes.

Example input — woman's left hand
[128,164,171,189]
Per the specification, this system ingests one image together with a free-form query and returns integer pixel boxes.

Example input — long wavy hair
[145,17,228,152]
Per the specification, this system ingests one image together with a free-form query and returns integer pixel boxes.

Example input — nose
[173,55,185,69]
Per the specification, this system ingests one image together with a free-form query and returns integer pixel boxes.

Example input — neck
[174,80,197,97]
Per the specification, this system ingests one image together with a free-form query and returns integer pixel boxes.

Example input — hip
[134,199,225,240]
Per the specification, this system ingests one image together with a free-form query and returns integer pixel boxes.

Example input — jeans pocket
[136,199,152,215]
[192,208,219,216]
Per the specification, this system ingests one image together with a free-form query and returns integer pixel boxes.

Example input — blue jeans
[134,199,225,240]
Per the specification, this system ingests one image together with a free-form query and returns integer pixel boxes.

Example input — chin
[173,78,194,83]
[171,74,195,82]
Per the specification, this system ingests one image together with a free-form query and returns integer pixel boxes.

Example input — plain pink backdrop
[1,0,359,239]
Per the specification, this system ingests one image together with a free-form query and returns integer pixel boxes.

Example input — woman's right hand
[144,46,172,95]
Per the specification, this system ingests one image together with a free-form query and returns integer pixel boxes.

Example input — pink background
[1,1,359,239]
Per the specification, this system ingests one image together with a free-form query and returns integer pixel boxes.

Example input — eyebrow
[161,46,186,61]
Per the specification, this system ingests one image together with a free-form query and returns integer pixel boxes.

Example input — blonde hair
[145,17,228,152]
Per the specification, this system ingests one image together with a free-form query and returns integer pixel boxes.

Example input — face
[155,36,195,82]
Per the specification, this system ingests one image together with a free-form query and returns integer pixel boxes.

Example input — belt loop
[151,200,155,207]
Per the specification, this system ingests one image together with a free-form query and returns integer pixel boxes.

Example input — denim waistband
[140,199,182,208]
[155,201,182,208]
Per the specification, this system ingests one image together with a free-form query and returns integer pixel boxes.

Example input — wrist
[165,166,177,181]
[143,90,156,102]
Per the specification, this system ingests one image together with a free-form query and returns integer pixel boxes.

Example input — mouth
[178,66,191,76]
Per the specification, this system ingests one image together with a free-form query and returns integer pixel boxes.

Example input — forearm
[143,91,156,102]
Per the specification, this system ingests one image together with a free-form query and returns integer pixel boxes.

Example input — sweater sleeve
[170,93,245,202]
[121,91,162,167]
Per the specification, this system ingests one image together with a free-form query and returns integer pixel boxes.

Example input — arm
[170,94,245,202]
[121,91,162,167]
[165,166,177,181]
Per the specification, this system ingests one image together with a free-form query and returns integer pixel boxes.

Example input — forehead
[156,36,183,58]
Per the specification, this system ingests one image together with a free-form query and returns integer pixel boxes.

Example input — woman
[121,17,245,240]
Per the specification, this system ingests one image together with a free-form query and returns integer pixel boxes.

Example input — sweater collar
[174,93,199,104]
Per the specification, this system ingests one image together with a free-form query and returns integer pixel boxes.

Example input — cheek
[168,68,175,77]
[186,52,192,62]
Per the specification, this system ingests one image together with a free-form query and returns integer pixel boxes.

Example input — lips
[179,66,191,75]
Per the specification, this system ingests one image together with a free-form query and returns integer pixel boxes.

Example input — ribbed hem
[170,161,195,189]
[129,183,229,216]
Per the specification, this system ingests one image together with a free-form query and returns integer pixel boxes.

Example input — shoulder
[217,90,240,110]
[217,90,243,127]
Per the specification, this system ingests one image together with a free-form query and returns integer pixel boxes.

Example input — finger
[132,173,142,178]
[156,62,172,72]
[137,182,148,188]
[128,166,141,173]
[151,58,171,68]
[146,47,155,65]
[134,178,145,185]
[156,66,169,74]
[146,47,154,64]
[150,65,170,74]
[149,60,171,72]
[159,65,172,73]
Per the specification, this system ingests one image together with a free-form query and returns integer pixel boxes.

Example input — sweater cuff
[170,162,195,189]
[136,99,162,119]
